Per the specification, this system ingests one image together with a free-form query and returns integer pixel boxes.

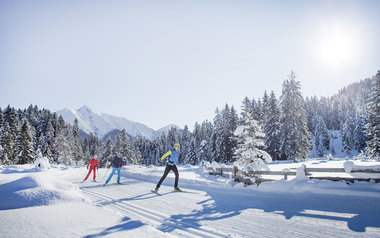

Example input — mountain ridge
[56,105,180,139]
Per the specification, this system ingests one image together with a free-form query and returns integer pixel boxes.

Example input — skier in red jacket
[82,157,99,182]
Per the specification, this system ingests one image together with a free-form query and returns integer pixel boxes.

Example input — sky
[1,0,379,131]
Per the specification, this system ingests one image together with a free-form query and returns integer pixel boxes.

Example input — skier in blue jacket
[104,152,123,185]
[154,143,181,192]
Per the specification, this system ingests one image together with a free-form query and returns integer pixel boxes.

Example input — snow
[1,159,380,237]
[56,105,175,139]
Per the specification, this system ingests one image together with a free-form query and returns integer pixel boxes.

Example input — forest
[1,71,379,166]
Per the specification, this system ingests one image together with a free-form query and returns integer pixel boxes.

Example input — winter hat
[174,143,180,147]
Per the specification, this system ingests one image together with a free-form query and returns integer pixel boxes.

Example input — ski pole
[81,167,89,182]
[101,167,110,182]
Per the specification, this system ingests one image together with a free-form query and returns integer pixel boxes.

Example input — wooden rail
[205,164,380,185]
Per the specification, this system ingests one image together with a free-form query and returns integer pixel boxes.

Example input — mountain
[56,105,179,139]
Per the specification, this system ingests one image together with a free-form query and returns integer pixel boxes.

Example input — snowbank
[0,170,86,210]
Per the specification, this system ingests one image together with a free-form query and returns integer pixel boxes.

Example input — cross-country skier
[154,143,182,192]
[82,156,99,182]
[104,152,123,185]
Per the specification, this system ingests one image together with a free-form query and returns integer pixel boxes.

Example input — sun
[314,23,358,69]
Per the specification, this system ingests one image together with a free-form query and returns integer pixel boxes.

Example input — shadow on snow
[159,187,380,233]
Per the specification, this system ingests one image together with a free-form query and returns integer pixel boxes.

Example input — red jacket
[87,158,99,168]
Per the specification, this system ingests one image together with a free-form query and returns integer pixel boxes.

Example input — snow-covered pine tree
[15,119,34,164]
[279,72,312,161]
[342,112,355,153]
[262,91,270,124]
[211,108,224,163]
[70,119,84,164]
[130,142,143,165]
[88,133,101,157]
[186,139,198,165]
[233,113,271,172]
[354,110,368,152]
[120,129,134,164]
[51,126,74,165]
[101,137,114,167]
[0,122,14,165]
[198,139,210,162]
[82,138,90,160]
[3,106,20,161]
[167,127,180,148]
[228,106,239,162]
[199,120,213,162]
[115,134,122,155]
[251,98,261,121]
[240,96,252,125]
[313,115,329,157]
[305,96,319,134]
[180,125,191,164]
[263,91,281,160]
[365,71,380,160]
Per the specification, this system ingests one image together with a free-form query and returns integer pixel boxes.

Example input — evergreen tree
[167,127,180,148]
[279,72,312,161]
[120,129,134,164]
[115,134,122,154]
[70,119,84,163]
[51,126,74,165]
[211,108,224,162]
[186,139,198,165]
[365,71,380,160]
[200,120,213,162]
[82,138,90,160]
[3,106,20,161]
[263,91,281,160]
[101,137,114,167]
[15,119,34,164]
[234,113,271,171]
[0,122,14,165]
[88,133,101,157]
[180,125,192,164]
[240,96,252,125]
[262,91,270,125]
[354,110,367,152]
[342,112,355,153]
[313,115,329,157]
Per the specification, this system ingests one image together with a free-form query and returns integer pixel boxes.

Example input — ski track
[81,187,230,238]
[80,184,319,238]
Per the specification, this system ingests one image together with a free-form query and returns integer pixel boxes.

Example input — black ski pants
[156,164,179,189]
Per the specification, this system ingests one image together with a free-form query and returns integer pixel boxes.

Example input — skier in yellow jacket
[154,143,181,192]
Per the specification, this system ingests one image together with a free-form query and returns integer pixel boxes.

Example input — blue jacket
[110,156,123,168]
[161,149,180,166]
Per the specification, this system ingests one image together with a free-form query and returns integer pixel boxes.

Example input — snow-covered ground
[1,159,380,237]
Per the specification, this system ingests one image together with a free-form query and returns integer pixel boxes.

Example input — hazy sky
[1,0,379,130]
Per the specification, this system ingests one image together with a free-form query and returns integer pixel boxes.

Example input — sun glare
[314,23,358,69]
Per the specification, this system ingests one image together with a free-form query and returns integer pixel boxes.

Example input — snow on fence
[204,161,380,185]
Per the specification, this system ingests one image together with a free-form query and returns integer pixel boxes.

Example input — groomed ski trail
[81,187,229,238]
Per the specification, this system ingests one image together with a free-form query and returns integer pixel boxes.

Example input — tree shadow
[83,216,145,238]
[159,187,380,234]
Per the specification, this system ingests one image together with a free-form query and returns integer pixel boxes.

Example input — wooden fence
[205,164,380,185]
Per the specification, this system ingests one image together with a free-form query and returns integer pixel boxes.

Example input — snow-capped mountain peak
[56,105,177,139]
